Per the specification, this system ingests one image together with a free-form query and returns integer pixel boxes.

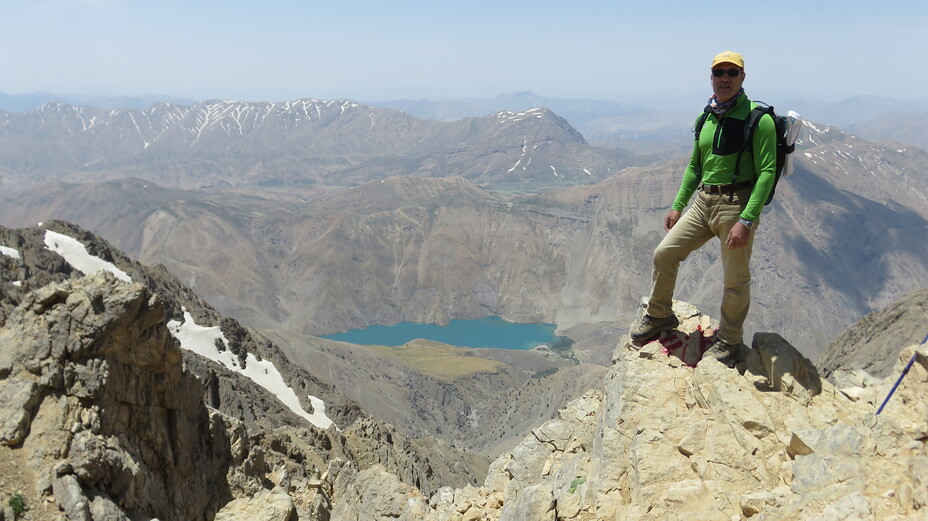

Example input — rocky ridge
[0,270,486,520]
[0,220,361,431]
[1,222,497,519]
[0,272,241,520]
[324,302,927,520]
[818,287,928,379]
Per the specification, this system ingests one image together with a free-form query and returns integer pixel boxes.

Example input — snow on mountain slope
[44,229,132,282]
[167,309,335,430]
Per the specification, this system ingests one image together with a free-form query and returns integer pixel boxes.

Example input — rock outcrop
[1,220,363,433]
[0,225,501,519]
[325,304,927,520]
[0,272,236,520]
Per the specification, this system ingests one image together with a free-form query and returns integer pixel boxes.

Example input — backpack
[693,102,796,205]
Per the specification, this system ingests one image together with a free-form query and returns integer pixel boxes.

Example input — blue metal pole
[876,332,928,416]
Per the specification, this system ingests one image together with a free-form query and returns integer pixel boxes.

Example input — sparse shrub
[549,337,575,352]
[9,492,26,516]
[532,367,559,379]
[567,476,586,494]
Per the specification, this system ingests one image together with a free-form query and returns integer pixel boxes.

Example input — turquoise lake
[321,316,572,350]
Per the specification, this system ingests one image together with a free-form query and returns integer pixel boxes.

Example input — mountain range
[377,91,928,154]
[0,100,638,194]
[5,90,928,155]
[2,100,927,363]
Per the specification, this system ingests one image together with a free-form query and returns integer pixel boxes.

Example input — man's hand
[725,222,751,249]
[664,209,682,231]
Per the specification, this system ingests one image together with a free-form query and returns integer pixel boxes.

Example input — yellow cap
[711,51,744,69]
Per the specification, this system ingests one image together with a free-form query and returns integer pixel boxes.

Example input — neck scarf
[708,88,745,115]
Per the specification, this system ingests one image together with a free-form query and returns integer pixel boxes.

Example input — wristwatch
[738,218,754,229]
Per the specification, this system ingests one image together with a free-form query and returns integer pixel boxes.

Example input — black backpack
[694,102,795,205]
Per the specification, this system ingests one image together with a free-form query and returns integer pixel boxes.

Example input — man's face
[711,62,745,103]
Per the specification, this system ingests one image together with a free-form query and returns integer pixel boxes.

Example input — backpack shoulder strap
[743,105,772,149]
[733,104,773,181]
[692,107,712,178]
[693,107,712,141]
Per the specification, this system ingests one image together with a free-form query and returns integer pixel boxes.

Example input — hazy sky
[2,0,925,104]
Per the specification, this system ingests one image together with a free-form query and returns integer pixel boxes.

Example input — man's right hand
[664,209,682,231]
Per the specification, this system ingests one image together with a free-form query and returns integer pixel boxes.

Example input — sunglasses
[712,68,742,77]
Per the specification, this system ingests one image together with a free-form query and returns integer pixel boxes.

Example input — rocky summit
[325,303,927,521]
[0,227,926,520]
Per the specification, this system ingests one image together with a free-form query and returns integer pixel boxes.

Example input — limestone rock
[214,489,295,521]
[0,273,237,520]
[499,482,555,521]
[0,379,40,446]
[753,332,823,405]
[330,465,429,521]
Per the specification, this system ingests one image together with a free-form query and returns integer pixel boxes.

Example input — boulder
[214,489,295,521]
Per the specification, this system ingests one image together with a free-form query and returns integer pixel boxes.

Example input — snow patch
[43,230,131,283]
[494,108,548,124]
[167,310,335,430]
[506,136,530,174]
[0,246,21,260]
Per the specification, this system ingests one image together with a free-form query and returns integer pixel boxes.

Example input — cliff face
[0,272,236,520]
[326,303,927,521]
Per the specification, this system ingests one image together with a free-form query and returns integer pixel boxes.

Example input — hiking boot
[630,314,679,341]
[703,337,740,361]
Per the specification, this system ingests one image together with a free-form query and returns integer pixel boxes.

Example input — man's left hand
[726,222,751,249]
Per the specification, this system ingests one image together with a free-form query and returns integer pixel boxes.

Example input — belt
[698,180,753,194]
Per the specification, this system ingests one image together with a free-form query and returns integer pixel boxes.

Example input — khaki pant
[646,188,757,345]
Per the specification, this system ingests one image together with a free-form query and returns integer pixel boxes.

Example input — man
[630,50,777,361]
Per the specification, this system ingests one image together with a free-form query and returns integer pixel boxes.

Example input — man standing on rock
[630,51,777,361]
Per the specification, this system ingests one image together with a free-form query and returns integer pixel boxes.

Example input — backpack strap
[732,105,771,183]
[692,107,712,179]
[693,107,712,142]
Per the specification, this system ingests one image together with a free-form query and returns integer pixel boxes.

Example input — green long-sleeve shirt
[671,93,777,222]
